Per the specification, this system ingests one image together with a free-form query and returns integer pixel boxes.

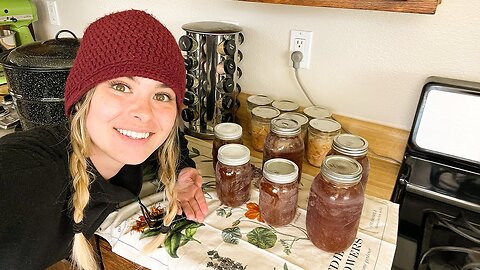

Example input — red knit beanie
[64,9,185,115]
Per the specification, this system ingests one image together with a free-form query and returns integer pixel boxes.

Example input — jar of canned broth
[263,118,304,183]
[212,123,243,171]
[278,112,309,146]
[215,144,252,207]
[259,158,299,226]
[251,106,280,152]
[306,118,341,167]
[306,155,364,253]
[327,134,370,190]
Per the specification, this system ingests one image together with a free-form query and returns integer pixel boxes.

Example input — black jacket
[0,124,194,269]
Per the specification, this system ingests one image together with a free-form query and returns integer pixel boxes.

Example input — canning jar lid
[303,106,332,119]
[332,134,368,157]
[263,158,298,184]
[272,100,299,112]
[321,155,362,185]
[247,95,273,110]
[271,118,301,136]
[279,112,308,128]
[252,106,280,120]
[309,118,341,133]
[214,122,243,140]
[217,144,251,166]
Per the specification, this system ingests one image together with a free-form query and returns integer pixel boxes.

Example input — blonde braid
[68,91,98,270]
[143,121,180,253]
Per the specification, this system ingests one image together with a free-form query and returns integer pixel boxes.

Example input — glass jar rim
[332,134,368,157]
[252,106,280,119]
[217,144,251,166]
[214,123,243,140]
[263,158,298,184]
[320,155,362,185]
[309,118,341,133]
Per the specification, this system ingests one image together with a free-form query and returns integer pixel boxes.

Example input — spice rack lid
[279,112,309,127]
[182,21,242,34]
[217,144,251,166]
[303,106,332,119]
[321,155,362,185]
[332,134,368,157]
[272,100,299,112]
[271,118,301,136]
[309,118,341,132]
[263,158,298,184]
[214,123,243,140]
[251,106,280,119]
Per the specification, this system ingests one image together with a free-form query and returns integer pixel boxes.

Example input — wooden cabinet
[239,0,442,14]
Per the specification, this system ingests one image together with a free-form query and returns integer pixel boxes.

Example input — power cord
[290,51,402,165]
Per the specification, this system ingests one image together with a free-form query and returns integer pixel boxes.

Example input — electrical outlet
[46,0,61,26]
[289,30,313,69]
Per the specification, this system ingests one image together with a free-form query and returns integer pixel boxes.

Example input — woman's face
[86,76,177,174]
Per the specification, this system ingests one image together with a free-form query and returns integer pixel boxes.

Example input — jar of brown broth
[215,144,252,207]
[306,155,364,253]
[212,123,243,171]
[279,112,309,146]
[327,134,370,190]
[251,106,280,152]
[259,158,299,226]
[306,118,341,167]
[263,118,304,183]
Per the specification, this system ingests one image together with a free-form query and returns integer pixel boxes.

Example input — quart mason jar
[327,134,370,190]
[279,112,309,147]
[259,158,299,226]
[263,118,304,183]
[246,95,273,135]
[251,106,280,152]
[212,123,243,171]
[306,118,341,167]
[215,144,252,207]
[306,155,364,253]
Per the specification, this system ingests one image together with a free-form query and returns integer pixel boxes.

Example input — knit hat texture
[64,9,185,115]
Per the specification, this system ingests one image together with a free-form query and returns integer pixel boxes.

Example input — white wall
[31,0,480,130]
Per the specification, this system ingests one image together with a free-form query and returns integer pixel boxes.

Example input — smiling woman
[0,10,208,270]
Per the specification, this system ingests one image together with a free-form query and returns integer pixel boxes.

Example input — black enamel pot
[0,30,79,130]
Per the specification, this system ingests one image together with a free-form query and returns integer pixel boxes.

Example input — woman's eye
[153,93,172,102]
[111,83,130,92]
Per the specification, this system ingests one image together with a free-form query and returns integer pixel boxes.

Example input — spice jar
[215,144,252,207]
[251,106,280,152]
[247,95,273,135]
[303,105,332,120]
[263,118,304,183]
[212,123,243,171]
[306,155,364,253]
[327,134,370,190]
[271,100,299,114]
[259,158,299,226]
[279,112,309,146]
[306,118,341,167]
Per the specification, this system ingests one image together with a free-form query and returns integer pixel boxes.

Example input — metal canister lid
[251,106,280,120]
[217,144,251,166]
[247,95,273,110]
[321,155,362,185]
[271,118,301,136]
[303,106,332,119]
[279,112,308,128]
[214,123,243,140]
[332,134,368,157]
[309,118,341,133]
[272,100,299,112]
[263,158,299,184]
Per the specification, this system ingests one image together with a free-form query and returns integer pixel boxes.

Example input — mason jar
[215,144,252,207]
[303,105,332,120]
[259,158,299,226]
[247,95,273,135]
[279,112,309,146]
[271,100,299,114]
[251,106,280,152]
[306,155,364,253]
[327,134,370,190]
[212,123,243,171]
[263,118,304,183]
[306,118,341,167]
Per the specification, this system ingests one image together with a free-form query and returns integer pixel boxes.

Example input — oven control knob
[183,91,197,106]
[221,96,234,110]
[181,108,197,122]
[217,39,236,56]
[179,35,197,51]
[184,57,198,70]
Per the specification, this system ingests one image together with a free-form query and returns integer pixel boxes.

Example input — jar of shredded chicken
[306,118,341,167]
[251,106,280,152]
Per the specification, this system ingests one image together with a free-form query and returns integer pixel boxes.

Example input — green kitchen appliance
[0,0,37,85]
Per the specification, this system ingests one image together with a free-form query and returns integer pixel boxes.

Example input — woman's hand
[176,167,208,223]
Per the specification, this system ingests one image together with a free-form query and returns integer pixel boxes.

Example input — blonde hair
[68,91,180,269]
